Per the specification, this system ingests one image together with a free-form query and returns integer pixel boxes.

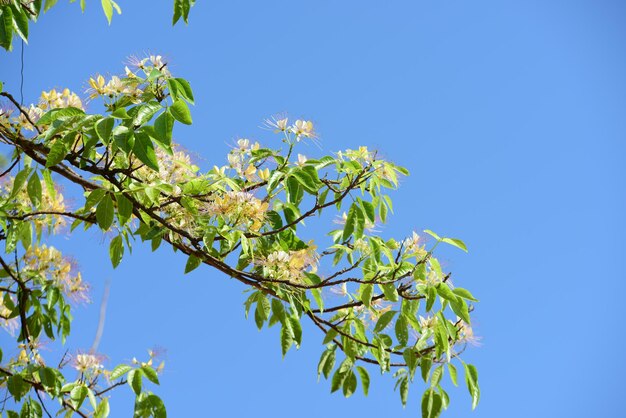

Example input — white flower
[296,154,308,167]
[291,119,316,139]
[73,353,103,373]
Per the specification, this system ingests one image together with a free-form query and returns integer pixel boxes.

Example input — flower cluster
[264,116,317,141]
[87,74,144,102]
[73,353,104,374]
[87,55,169,102]
[0,294,18,335]
[403,232,428,259]
[260,246,318,283]
[23,245,89,303]
[133,54,171,77]
[39,89,84,111]
[203,191,268,232]
[458,321,481,346]
[135,144,198,187]
[227,138,261,181]
[10,88,84,131]
[337,146,374,163]
[1,176,68,233]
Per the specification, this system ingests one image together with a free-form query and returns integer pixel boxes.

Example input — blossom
[17,105,44,131]
[226,140,261,180]
[419,315,438,331]
[23,245,89,303]
[203,191,268,232]
[296,154,308,167]
[1,175,68,232]
[403,231,427,259]
[39,88,84,111]
[292,119,316,139]
[458,321,481,346]
[263,115,289,133]
[135,144,198,186]
[338,146,374,164]
[259,245,319,283]
[73,353,104,374]
[0,294,19,336]
[103,75,125,95]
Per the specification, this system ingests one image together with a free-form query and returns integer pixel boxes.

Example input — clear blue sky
[1,0,625,416]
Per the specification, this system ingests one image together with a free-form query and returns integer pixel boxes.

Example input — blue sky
[1,0,625,416]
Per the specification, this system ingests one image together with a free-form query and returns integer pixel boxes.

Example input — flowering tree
[0,2,480,417]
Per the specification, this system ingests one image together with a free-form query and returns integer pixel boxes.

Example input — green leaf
[280,322,293,357]
[421,388,443,418]
[184,254,201,273]
[449,297,471,324]
[360,284,373,309]
[342,203,357,241]
[291,169,318,194]
[133,132,159,171]
[109,364,133,381]
[27,172,42,207]
[111,107,130,119]
[95,397,110,418]
[115,193,133,226]
[317,347,335,380]
[423,229,441,241]
[420,357,432,382]
[342,370,357,398]
[322,328,338,345]
[96,194,114,230]
[10,168,30,198]
[430,365,444,387]
[112,125,133,153]
[135,394,166,418]
[20,399,42,418]
[133,102,161,126]
[403,348,418,381]
[44,0,59,13]
[170,100,192,125]
[10,5,28,43]
[356,366,370,396]
[70,385,88,409]
[373,310,397,333]
[84,188,106,210]
[399,376,409,407]
[441,237,468,252]
[127,369,143,395]
[154,111,174,146]
[7,375,27,401]
[38,106,85,125]
[46,138,69,167]
[359,199,375,223]
[436,283,458,303]
[141,366,159,385]
[173,78,194,104]
[101,0,113,24]
[464,363,480,409]
[289,316,302,347]
[331,368,347,393]
[380,283,399,302]
[0,7,14,51]
[448,363,458,386]
[453,287,479,302]
[109,235,124,268]
[95,117,115,144]
[395,315,409,346]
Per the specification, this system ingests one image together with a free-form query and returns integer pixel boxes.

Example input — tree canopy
[0,2,480,417]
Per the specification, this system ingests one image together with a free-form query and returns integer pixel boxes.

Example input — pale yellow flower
[292,119,316,139]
